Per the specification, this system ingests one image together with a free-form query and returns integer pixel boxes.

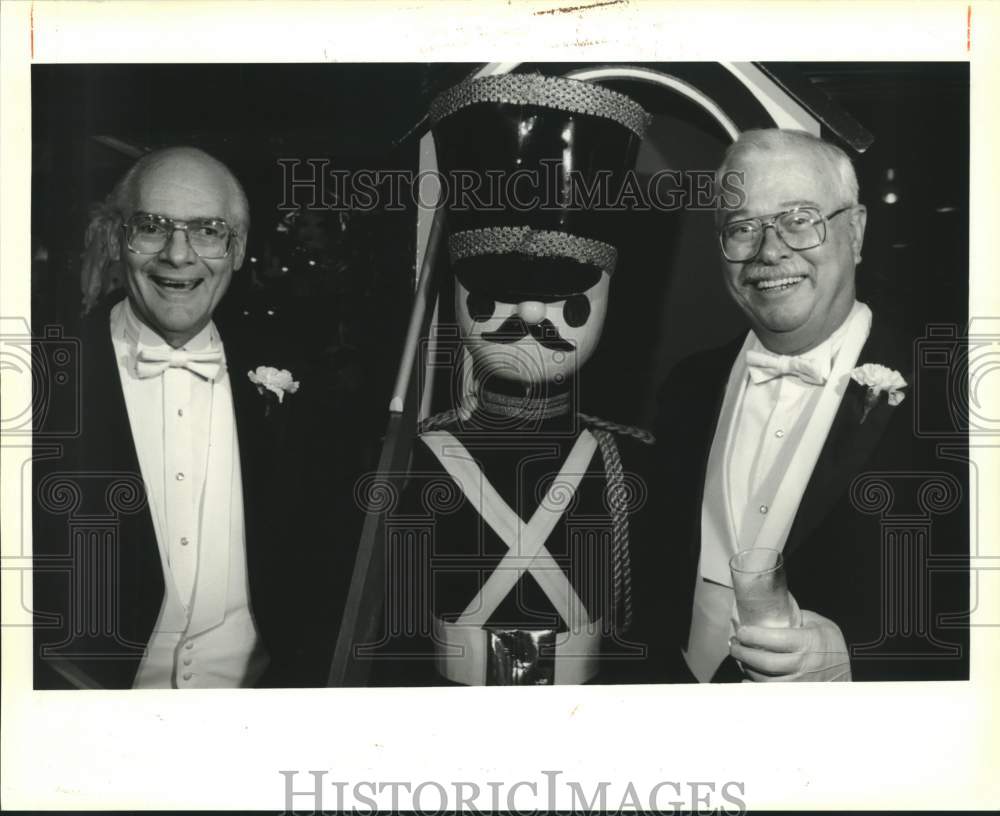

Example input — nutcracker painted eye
[563,294,591,328]
[466,291,496,323]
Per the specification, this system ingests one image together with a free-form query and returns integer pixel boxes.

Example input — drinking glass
[729,548,796,627]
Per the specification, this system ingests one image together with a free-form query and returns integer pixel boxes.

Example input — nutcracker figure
[393,73,662,685]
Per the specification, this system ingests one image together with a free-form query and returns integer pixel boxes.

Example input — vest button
[182,672,193,681]
[759,504,769,514]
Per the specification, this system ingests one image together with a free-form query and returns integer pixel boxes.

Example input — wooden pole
[326,206,446,686]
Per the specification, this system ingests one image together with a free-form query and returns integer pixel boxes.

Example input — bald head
[111,146,249,235]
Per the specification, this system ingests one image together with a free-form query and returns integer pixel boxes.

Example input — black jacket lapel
[38,301,165,688]
[93,312,166,656]
[222,328,293,488]
[783,316,911,557]
[220,332,291,638]
[652,336,743,652]
[223,338,267,586]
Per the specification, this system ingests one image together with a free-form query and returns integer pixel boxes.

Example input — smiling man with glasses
[648,128,968,684]
[33,147,340,689]
[116,149,249,349]
[716,132,867,359]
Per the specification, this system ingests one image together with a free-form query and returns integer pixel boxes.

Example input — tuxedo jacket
[649,315,969,682]
[33,297,352,689]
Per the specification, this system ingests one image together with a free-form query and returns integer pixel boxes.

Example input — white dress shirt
[684,301,873,681]
[110,300,267,688]
[728,306,860,536]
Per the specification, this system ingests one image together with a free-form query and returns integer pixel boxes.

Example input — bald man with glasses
[648,129,968,683]
[33,147,341,689]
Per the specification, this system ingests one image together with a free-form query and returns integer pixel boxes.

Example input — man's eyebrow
[779,199,822,209]
[723,200,822,222]
[137,211,230,223]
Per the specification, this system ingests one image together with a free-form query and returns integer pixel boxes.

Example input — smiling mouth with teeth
[751,275,805,293]
[151,275,203,292]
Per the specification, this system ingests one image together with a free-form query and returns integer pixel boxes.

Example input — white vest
[110,301,267,688]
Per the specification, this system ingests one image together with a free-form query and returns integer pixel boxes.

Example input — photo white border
[2,1,998,810]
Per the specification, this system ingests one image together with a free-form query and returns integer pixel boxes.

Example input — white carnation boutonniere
[850,363,907,423]
[247,366,299,416]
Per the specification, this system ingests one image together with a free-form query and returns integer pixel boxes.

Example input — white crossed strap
[421,430,603,684]
[422,429,598,629]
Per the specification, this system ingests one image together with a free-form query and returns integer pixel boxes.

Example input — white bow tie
[135,346,224,381]
[745,348,831,386]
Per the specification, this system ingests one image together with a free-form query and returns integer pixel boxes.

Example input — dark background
[31,62,969,440]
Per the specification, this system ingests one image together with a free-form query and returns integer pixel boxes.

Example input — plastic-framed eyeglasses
[719,205,853,262]
[123,212,236,259]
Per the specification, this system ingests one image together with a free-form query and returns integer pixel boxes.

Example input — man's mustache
[480,316,576,352]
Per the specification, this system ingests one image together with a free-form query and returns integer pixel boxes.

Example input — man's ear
[232,232,247,271]
[848,204,867,264]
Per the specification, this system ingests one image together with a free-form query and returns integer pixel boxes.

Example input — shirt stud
[759,504,769,514]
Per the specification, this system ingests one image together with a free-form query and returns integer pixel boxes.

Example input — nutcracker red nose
[517,301,546,325]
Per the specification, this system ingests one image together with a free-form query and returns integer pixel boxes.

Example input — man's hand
[730,610,852,682]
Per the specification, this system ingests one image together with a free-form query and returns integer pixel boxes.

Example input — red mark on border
[30,2,35,59]
[967,5,971,53]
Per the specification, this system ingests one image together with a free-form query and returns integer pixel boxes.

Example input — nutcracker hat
[430,73,650,301]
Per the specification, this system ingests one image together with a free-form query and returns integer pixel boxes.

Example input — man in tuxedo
[653,129,968,682]
[33,146,340,688]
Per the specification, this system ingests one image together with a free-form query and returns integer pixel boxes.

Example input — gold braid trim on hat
[449,226,618,278]
[430,74,651,138]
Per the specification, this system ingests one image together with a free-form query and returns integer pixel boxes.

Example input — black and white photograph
[2,1,998,812]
